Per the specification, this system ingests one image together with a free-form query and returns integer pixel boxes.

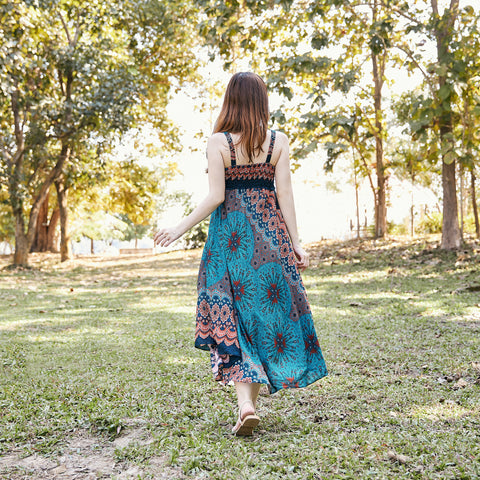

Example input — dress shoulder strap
[223,132,237,167]
[265,130,276,164]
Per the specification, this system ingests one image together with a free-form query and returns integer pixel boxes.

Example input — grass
[0,236,479,479]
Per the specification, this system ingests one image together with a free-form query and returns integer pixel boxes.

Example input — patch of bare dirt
[0,427,184,480]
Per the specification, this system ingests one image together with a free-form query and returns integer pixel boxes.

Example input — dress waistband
[225,178,275,190]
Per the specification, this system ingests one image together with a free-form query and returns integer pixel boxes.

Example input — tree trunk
[441,160,461,249]
[13,213,29,266]
[472,169,479,238]
[31,192,50,252]
[354,163,360,239]
[459,163,464,240]
[55,176,72,262]
[10,144,71,266]
[10,86,29,266]
[90,237,94,255]
[432,0,461,249]
[371,1,387,238]
[46,208,60,252]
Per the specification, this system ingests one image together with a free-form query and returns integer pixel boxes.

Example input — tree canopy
[1,0,479,265]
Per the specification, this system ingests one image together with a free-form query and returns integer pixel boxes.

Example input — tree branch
[58,11,72,45]
[58,69,65,96]
[333,129,376,198]
[26,144,70,246]
[354,102,377,137]
[394,43,436,96]
[448,0,459,28]
[72,10,81,47]
[348,1,425,27]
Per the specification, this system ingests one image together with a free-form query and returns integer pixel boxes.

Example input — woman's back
[215,130,282,167]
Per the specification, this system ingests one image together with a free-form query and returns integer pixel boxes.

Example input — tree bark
[46,208,60,252]
[441,160,461,248]
[354,162,360,239]
[31,192,49,252]
[55,176,72,262]
[9,86,29,266]
[472,169,479,239]
[13,213,29,266]
[371,1,387,238]
[432,0,461,249]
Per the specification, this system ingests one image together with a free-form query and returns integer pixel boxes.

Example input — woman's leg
[234,381,261,412]
[232,382,262,434]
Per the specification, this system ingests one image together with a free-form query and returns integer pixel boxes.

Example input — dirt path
[1,425,184,479]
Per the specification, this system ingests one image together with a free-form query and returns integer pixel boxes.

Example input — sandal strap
[238,400,255,420]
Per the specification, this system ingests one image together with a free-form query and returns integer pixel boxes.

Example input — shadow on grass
[1,239,479,479]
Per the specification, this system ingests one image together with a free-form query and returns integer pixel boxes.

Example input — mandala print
[300,314,321,359]
[282,377,300,389]
[229,264,257,314]
[202,209,226,288]
[257,263,291,317]
[261,318,298,367]
[195,131,328,393]
[239,312,260,347]
[221,211,254,265]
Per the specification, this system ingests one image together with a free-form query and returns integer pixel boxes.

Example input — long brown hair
[214,72,269,163]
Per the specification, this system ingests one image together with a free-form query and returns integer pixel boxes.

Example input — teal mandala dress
[195,131,327,394]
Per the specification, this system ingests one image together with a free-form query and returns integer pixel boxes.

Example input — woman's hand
[154,226,182,248]
[292,243,309,271]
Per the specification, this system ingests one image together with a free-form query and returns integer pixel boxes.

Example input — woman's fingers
[154,227,179,247]
[293,246,309,271]
[153,230,165,245]
[154,229,168,246]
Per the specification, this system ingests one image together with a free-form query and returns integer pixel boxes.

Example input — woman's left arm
[154,134,225,248]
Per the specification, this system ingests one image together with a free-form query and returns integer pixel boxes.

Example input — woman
[154,72,327,436]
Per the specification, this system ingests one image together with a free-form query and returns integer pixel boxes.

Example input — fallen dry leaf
[50,464,67,474]
[452,378,468,390]
[387,450,412,464]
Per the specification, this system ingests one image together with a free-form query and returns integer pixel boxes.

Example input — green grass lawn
[1,237,479,479]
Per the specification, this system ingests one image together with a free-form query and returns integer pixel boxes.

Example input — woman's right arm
[153,134,225,248]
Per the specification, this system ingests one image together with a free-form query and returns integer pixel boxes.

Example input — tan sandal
[232,400,260,436]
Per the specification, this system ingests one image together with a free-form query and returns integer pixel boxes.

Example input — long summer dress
[194,130,327,394]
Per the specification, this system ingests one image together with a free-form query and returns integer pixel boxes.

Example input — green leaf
[437,84,452,101]
[311,33,328,50]
[443,151,455,164]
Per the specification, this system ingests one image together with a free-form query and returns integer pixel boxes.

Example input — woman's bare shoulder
[273,130,289,150]
[207,132,227,146]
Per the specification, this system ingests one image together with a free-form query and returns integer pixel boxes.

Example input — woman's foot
[232,400,260,436]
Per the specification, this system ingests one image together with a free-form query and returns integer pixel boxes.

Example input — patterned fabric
[195,130,327,394]
[225,163,275,191]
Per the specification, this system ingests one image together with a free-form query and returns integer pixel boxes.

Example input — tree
[0,0,198,265]
[0,190,15,252]
[387,1,479,248]
[104,159,164,233]
[431,0,461,248]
